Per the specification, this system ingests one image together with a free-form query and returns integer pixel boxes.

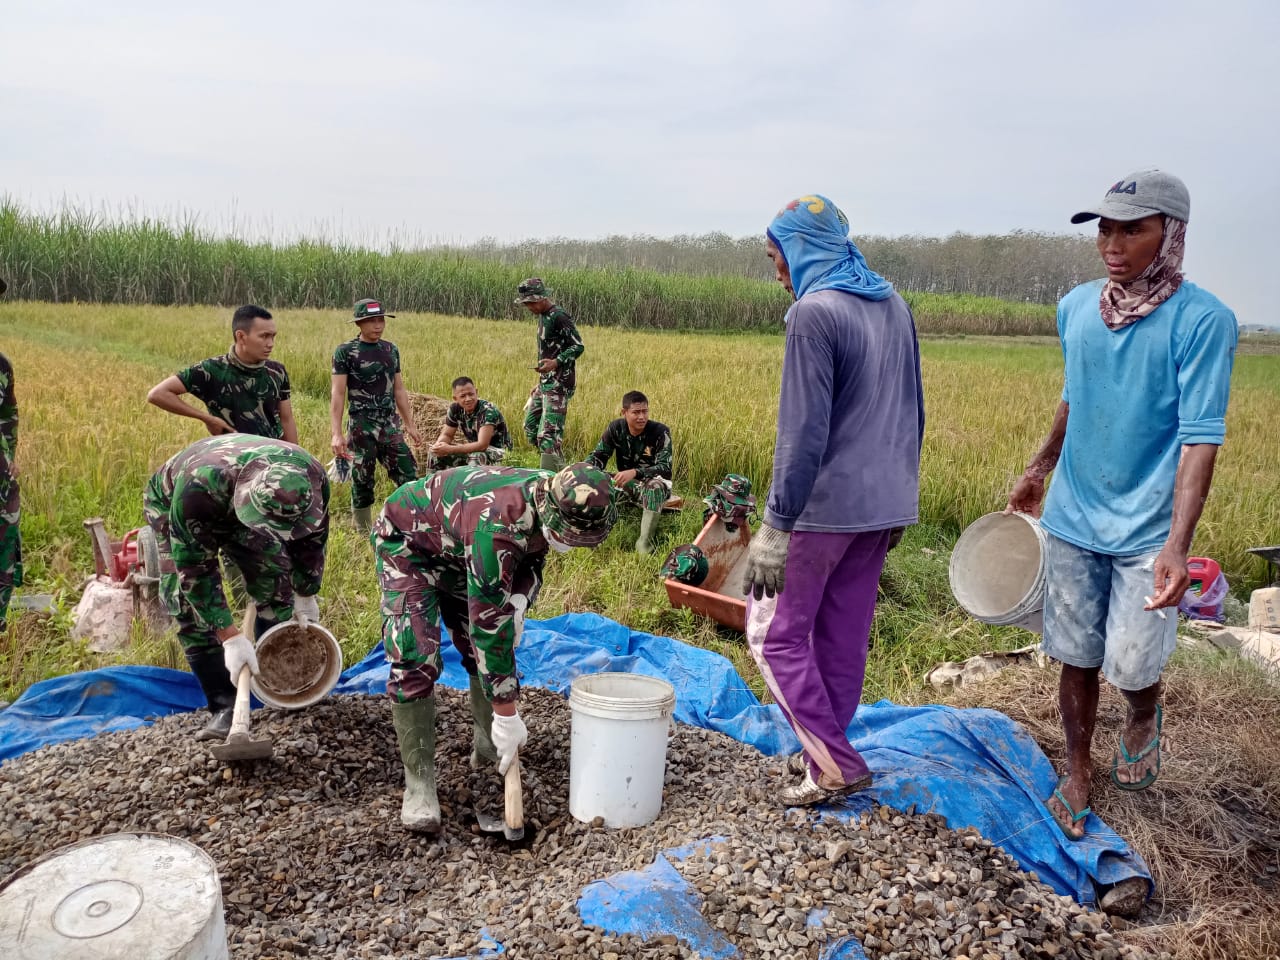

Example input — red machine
[83,518,162,602]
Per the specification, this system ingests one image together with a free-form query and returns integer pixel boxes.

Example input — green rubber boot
[469,673,497,770]
[391,697,441,833]
[636,508,660,555]
[352,505,373,535]
[538,451,565,473]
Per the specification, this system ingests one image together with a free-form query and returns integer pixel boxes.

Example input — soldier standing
[515,278,584,472]
[144,435,329,741]
[372,463,616,832]
[587,390,674,554]
[330,298,424,533]
[0,279,21,631]
[147,305,297,442]
[427,376,511,470]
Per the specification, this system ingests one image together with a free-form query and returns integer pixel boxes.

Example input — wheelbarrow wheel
[136,525,162,600]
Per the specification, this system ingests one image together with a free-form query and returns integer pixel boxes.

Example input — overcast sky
[3,1,1276,325]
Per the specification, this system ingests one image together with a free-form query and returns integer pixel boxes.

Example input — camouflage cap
[232,458,327,539]
[514,278,552,304]
[352,298,395,323]
[659,544,709,586]
[533,462,617,547]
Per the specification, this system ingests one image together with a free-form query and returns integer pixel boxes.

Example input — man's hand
[222,633,259,679]
[293,594,320,627]
[331,435,349,459]
[1147,545,1190,609]
[612,469,638,487]
[536,359,559,374]
[429,440,456,456]
[491,710,528,775]
[1005,474,1045,517]
[407,427,425,448]
[205,416,235,437]
[742,523,792,601]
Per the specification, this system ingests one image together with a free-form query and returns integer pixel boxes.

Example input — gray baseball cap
[1070,169,1190,224]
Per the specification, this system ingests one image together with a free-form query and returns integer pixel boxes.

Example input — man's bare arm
[146,375,232,435]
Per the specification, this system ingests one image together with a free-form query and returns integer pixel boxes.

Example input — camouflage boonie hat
[233,458,327,539]
[534,463,617,547]
[660,544,709,586]
[514,278,552,304]
[352,298,395,323]
[704,473,757,530]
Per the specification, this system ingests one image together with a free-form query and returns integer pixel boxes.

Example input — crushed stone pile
[0,689,1150,959]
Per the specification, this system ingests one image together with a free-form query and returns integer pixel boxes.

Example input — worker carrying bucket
[372,463,616,835]
[143,435,330,743]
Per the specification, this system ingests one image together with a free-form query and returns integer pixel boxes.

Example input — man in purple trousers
[743,194,925,807]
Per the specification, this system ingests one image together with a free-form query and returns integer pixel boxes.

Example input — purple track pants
[746,529,890,789]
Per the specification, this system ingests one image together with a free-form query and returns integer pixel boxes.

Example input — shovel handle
[504,751,524,830]
[228,665,253,741]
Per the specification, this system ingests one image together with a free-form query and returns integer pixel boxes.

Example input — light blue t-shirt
[1041,280,1237,556]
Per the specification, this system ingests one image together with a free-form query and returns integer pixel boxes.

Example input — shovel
[211,665,273,762]
[475,750,525,842]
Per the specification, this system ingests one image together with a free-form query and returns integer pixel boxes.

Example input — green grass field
[2,302,1276,705]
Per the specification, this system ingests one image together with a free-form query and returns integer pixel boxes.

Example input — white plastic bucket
[0,832,228,959]
[569,672,677,828]
[949,512,1048,633]
[251,620,343,710]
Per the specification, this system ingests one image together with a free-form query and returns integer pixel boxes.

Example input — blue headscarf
[766,194,893,301]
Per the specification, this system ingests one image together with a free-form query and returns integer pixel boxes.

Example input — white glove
[510,595,529,649]
[293,594,320,627]
[491,710,528,775]
[222,633,259,680]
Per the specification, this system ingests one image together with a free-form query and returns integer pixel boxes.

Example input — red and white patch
[366,303,382,313]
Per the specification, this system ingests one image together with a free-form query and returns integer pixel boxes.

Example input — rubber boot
[187,647,237,742]
[636,508,660,555]
[539,451,564,473]
[468,673,497,770]
[391,697,441,833]
[352,505,373,535]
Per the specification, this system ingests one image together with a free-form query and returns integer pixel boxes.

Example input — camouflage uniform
[587,418,674,511]
[332,337,418,508]
[429,398,511,470]
[176,350,291,438]
[520,294,585,456]
[143,435,329,657]
[0,354,21,629]
[373,467,549,706]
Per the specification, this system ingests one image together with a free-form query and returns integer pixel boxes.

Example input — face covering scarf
[766,194,894,302]
[1100,216,1186,330]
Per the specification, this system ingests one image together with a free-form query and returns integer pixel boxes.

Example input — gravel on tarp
[0,689,1150,959]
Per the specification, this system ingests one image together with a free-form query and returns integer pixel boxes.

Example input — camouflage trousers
[617,475,672,513]
[150,514,295,655]
[425,447,505,472]
[523,385,572,455]
[0,475,21,629]
[348,416,418,509]
[373,534,518,705]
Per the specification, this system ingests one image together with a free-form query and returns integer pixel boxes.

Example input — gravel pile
[0,689,1148,959]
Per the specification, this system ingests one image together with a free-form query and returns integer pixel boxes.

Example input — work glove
[742,522,792,601]
[293,594,320,627]
[222,633,259,680]
[491,710,528,775]
[510,594,529,648]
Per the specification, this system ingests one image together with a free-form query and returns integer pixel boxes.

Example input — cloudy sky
[3,1,1276,324]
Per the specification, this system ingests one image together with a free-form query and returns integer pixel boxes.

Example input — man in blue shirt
[742,195,924,807]
[1007,170,1237,844]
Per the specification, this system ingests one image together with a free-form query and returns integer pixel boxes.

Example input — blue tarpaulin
[0,612,1144,956]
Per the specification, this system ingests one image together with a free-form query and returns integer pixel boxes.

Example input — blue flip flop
[1050,776,1091,840]
[1111,703,1163,792]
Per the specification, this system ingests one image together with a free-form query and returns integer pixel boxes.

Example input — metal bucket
[0,832,228,959]
[251,620,343,710]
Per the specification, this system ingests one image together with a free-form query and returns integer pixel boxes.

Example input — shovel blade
[211,735,273,761]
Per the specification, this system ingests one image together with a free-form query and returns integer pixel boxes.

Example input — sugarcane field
[2,5,1280,960]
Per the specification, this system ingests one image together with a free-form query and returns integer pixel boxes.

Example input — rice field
[1,301,1276,704]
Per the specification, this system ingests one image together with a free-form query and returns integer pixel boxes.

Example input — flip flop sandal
[1111,704,1163,792]
[1050,776,1091,840]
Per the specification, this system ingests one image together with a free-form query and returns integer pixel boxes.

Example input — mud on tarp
[0,612,1148,956]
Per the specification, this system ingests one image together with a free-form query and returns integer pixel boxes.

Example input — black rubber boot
[187,647,236,742]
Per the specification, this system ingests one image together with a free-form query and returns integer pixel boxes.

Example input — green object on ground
[391,697,441,833]
[1110,703,1163,792]
[1050,775,1091,840]
[636,508,659,554]
[352,505,373,535]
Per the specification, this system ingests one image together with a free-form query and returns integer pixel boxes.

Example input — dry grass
[948,648,1280,960]
[406,392,449,466]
